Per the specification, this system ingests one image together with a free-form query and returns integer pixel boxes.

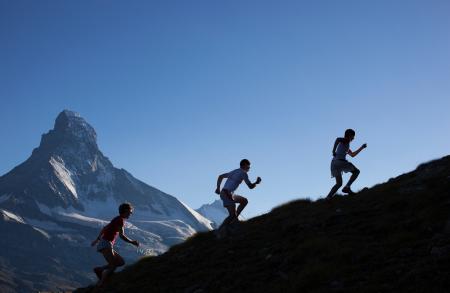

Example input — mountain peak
[56,109,81,123]
[36,110,98,152]
[54,110,96,139]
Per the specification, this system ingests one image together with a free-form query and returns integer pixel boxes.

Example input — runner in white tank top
[327,129,367,198]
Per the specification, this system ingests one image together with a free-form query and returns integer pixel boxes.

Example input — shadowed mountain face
[0,110,212,293]
[76,156,450,293]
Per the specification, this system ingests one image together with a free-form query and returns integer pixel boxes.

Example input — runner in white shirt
[327,129,367,198]
[215,159,261,229]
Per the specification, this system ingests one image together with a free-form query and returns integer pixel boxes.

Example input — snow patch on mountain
[179,200,214,229]
[32,227,51,239]
[25,218,74,232]
[1,209,26,224]
[135,219,196,239]
[49,156,78,199]
[196,200,228,227]
[78,197,120,220]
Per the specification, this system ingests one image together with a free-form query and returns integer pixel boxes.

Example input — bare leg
[232,195,248,218]
[98,256,120,271]
[219,189,238,227]
[345,168,360,188]
[221,205,237,227]
[216,205,237,238]
[113,250,125,267]
[97,249,125,287]
[327,174,343,199]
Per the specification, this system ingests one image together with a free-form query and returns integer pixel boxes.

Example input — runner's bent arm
[119,226,139,246]
[215,173,229,194]
[348,144,367,157]
[245,175,262,189]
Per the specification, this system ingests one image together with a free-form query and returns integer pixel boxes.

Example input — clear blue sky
[1,0,449,217]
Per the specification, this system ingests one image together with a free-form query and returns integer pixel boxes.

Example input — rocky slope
[76,155,450,293]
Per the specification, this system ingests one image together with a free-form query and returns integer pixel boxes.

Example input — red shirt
[102,216,125,244]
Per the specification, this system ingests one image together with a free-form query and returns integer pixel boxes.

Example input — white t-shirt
[223,168,252,192]
[334,139,350,160]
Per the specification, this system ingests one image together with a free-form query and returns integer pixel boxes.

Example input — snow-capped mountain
[196,199,228,228]
[0,110,212,293]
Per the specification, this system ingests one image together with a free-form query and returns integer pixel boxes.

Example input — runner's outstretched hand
[362,143,367,149]
[256,177,262,184]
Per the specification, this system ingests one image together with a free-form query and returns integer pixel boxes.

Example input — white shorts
[330,159,358,178]
[220,189,238,207]
[97,239,113,252]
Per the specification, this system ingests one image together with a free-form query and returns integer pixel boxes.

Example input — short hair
[344,129,356,138]
[119,202,133,214]
[240,159,251,167]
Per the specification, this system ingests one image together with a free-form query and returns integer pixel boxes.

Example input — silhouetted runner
[91,203,139,288]
[215,159,261,237]
[327,129,367,198]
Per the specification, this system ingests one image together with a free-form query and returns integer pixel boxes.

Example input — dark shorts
[330,159,358,178]
[220,189,238,207]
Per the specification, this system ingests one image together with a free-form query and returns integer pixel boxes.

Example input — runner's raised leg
[233,194,248,217]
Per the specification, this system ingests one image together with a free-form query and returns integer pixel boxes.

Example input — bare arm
[119,226,139,247]
[245,175,262,189]
[215,173,229,194]
[348,143,367,157]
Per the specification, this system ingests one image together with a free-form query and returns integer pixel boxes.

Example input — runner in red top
[102,216,124,244]
[91,203,139,288]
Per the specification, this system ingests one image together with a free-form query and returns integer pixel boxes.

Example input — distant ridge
[196,199,228,228]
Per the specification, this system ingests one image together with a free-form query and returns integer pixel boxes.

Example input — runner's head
[240,159,251,172]
[344,129,356,142]
[119,202,133,219]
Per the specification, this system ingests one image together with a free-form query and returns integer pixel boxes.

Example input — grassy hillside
[75,156,450,293]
